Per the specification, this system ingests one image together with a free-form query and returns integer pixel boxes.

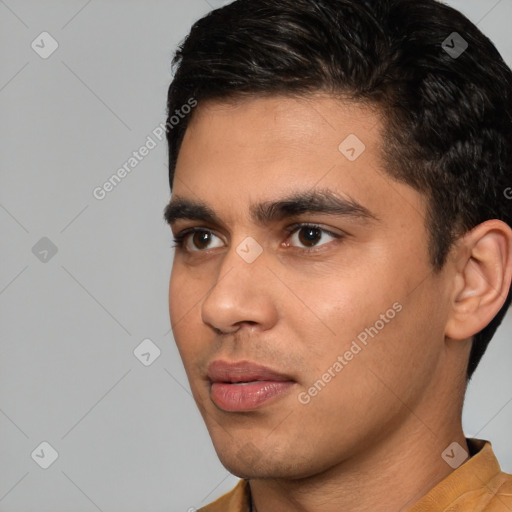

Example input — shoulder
[478,469,512,511]
[198,480,249,512]
[445,469,512,511]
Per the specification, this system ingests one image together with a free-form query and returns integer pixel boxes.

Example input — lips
[207,360,293,383]
[207,360,296,411]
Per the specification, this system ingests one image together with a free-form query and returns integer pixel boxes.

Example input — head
[164,0,512,479]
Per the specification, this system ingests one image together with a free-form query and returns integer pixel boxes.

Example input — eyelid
[283,222,342,237]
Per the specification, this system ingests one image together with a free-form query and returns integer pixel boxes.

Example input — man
[163,0,512,510]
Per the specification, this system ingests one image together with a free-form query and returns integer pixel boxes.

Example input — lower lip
[210,381,295,411]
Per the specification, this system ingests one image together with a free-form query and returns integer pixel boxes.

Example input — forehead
[171,94,425,228]
[182,93,381,157]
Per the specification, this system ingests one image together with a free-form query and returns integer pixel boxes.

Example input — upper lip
[207,360,294,383]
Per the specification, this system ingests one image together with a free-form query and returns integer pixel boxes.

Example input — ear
[445,219,512,341]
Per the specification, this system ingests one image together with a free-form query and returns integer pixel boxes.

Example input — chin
[215,446,319,480]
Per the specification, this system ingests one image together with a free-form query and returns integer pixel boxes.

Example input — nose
[201,243,279,335]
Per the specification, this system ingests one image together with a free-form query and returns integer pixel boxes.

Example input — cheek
[292,254,429,382]
[298,264,394,341]
[168,266,182,324]
[168,265,202,357]
[169,262,200,321]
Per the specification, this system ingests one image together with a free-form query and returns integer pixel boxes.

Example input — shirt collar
[224,438,503,512]
[406,438,502,511]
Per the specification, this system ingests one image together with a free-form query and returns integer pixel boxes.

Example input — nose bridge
[211,234,266,299]
[201,234,273,332]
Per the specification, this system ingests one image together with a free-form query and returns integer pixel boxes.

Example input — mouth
[207,360,296,412]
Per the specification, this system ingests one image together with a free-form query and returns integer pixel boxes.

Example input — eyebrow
[163,188,379,228]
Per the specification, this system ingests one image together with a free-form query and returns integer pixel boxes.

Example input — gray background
[0,0,510,510]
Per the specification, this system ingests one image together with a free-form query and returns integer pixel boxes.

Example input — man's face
[167,95,454,479]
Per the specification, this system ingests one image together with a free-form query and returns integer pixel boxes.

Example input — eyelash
[171,223,344,253]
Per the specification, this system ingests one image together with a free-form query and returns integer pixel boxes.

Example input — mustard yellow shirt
[198,438,512,512]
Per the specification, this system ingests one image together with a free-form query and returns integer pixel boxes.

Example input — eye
[285,223,342,250]
[172,223,343,253]
[172,229,223,252]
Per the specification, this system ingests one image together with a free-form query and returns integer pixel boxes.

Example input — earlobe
[445,219,512,341]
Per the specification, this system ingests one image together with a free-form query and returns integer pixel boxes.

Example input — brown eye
[176,229,223,252]
[297,226,323,247]
[288,224,340,249]
[192,231,213,250]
